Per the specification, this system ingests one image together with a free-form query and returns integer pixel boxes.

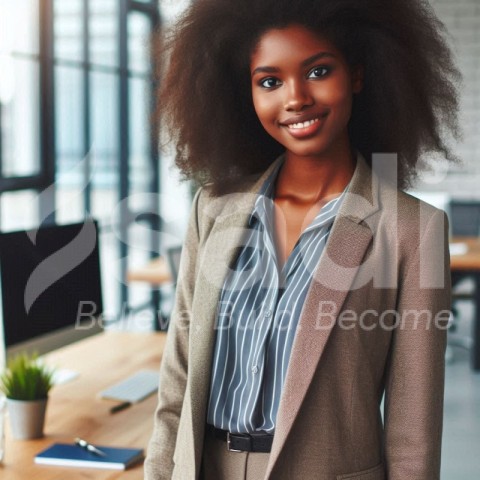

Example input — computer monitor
[0,219,103,362]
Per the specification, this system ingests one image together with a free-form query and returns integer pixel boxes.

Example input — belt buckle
[226,432,243,452]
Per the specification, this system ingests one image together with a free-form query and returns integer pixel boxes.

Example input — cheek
[252,92,277,125]
[316,82,354,125]
[315,79,352,107]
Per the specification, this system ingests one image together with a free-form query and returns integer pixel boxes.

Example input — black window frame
[0,0,162,323]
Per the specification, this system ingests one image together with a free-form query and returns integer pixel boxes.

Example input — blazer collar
[187,154,287,474]
[218,151,380,225]
[265,154,381,476]
[188,152,380,477]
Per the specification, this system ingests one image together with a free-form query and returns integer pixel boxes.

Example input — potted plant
[0,353,55,440]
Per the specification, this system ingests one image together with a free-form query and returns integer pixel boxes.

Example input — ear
[351,65,364,94]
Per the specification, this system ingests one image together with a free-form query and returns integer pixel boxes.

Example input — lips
[287,118,320,130]
[280,111,328,139]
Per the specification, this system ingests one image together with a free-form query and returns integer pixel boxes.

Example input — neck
[275,143,355,204]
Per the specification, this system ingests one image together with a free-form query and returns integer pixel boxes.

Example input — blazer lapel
[188,156,285,475]
[265,156,381,477]
[184,153,380,478]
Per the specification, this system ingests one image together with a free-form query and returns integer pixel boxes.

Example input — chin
[285,143,332,159]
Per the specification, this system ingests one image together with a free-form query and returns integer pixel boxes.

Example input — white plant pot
[7,398,48,440]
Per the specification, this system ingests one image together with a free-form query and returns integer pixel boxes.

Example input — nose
[284,80,313,111]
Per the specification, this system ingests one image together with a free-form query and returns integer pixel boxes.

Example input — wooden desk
[450,237,480,370]
[126,257,172,285]
[2,331,166,479]
[450,237,480,271]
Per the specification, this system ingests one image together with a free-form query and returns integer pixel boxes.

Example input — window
[0,0,160,322]
[0,0,42,190]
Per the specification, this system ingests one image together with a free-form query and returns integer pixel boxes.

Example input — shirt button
[252,365,259,374]
[264,310,272,318]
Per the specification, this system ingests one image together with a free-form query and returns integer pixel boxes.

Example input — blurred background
[0,1,478,477]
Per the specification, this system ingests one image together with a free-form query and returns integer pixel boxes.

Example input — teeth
[288,118,319,129]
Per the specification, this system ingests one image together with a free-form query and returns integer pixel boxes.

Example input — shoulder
[191,173,262,241]
[379,181,448,235]
[375,182,449,274]
[196,174,259,213]
[195,153,283,208]
[343,154,447,237]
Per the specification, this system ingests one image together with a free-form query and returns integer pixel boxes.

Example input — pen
[110,401,132,414]
[74,437,107,457]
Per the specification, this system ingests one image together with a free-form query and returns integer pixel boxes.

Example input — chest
[273,198,323,266]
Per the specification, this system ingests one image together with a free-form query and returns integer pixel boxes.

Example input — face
[250,24,363,161]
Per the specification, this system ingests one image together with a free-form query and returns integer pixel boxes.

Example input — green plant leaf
[0,352,55,401]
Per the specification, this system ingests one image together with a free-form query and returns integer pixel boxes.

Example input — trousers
[200,427,270,480]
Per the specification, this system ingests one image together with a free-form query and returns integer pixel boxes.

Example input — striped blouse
[206,159,346,434]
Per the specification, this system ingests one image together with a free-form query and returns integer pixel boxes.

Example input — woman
[145,0,460,478]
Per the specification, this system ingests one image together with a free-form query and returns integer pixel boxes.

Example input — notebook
[35,443,144,470]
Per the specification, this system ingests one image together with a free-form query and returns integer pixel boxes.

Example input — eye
[259,77,282,89]
[308,66,330,79]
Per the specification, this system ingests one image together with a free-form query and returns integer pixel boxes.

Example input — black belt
[206,424,273,453]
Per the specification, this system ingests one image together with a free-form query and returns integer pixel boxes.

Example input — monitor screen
[0,220,103,358]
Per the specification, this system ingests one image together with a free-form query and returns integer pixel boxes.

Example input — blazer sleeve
[383,210,450,479]
[144,187,203,480]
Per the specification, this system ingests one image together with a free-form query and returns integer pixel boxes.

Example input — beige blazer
[145,155,450,480]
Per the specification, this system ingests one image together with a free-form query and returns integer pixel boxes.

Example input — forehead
[250,24,344,69]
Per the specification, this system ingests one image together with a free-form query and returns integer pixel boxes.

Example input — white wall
[416,0,480,199]
[159,0,191,22]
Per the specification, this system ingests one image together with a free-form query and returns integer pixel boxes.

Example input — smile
[287,118,320,130]
[280,113,327,139]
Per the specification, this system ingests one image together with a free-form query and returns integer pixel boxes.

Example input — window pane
[0,190,38,232]
[90,71,118,180]
[99,228,121,319]
[1,58,40,177]
[55,187,85,225]
[90,70,118,224]
[128,12,151,74]
[91,189,118,225]
[0,0,39,55]
[54,0,84,62]
[55,65,85,223]
[55,66,84,157]
[128,77,151,206]
[55,65,84,173]
[90,0,119,68]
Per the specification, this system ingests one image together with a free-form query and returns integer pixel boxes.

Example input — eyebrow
[251,51,336,77]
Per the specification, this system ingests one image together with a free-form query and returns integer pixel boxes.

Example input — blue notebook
[35,443,144,470]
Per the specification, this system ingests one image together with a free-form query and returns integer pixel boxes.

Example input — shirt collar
[249,157,348,232]
[248,155,284,227]
[303,189,346,234]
